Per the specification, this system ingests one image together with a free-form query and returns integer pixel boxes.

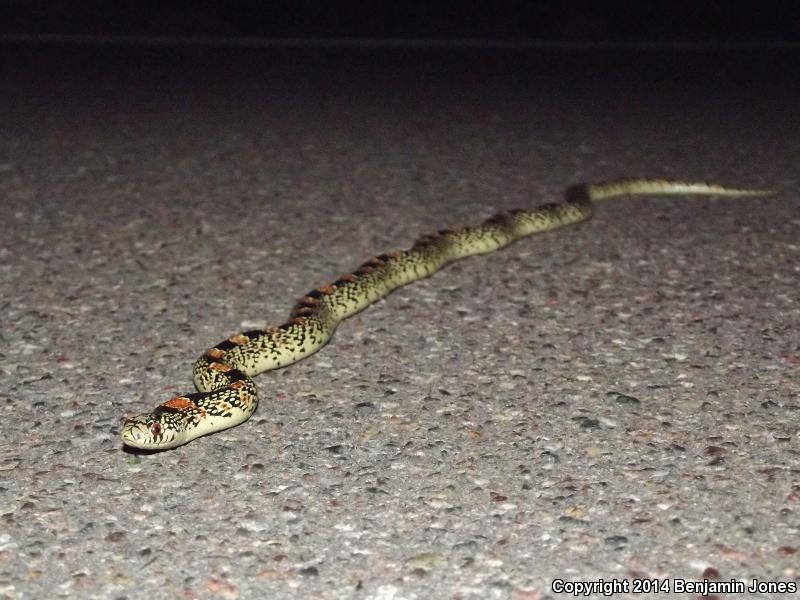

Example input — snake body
[121,179,768,450]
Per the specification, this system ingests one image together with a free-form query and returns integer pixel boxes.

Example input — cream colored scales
[121,179,770,450]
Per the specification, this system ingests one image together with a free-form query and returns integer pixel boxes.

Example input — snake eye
[150,423,162,438]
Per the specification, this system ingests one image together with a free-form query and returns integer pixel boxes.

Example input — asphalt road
[1,42,798,599]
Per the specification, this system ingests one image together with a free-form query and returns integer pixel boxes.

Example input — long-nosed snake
[121,179,769,450]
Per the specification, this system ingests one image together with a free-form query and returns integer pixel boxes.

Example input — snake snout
[120,416,158,449]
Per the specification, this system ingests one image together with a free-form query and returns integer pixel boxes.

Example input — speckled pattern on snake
[121,179,769,450]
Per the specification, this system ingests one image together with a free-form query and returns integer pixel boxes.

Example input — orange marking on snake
[206,348,225,360]
[162,396,195,410]
[316,284,336,294]
[229,380,246,390]
[228,334,249,345]
[210,362,233,373]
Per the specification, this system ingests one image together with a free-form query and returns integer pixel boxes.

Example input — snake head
[121,406,188,450]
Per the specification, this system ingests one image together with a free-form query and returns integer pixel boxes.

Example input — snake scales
[121,179,768,450]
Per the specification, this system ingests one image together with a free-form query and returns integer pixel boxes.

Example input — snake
[121,179,769,450]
